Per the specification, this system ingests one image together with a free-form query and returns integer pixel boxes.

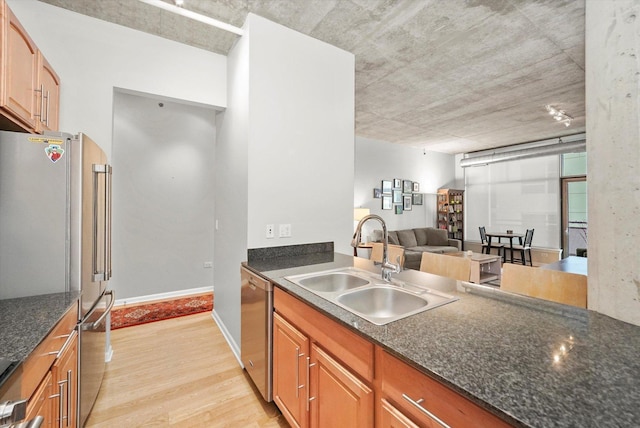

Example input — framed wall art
[412,193,423,205]
[403,180,412,193]
[382,180,392,195]
[382,195,392,209]
[395,204,403,214]
[392,189,402,204]
[393,178,401,189]
[373,188,381,198]
[403,195,412,211]
[413,182,420,192]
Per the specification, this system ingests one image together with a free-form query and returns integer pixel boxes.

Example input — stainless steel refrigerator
[0,130,113,427]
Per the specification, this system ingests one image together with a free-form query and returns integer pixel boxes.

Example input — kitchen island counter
[245,252,640,428]
[0,291,80,389]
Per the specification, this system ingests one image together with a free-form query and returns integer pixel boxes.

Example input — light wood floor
[85,312,288,427]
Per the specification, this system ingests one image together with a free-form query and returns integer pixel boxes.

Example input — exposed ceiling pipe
[137,0,244,36]
[460,136,586,168]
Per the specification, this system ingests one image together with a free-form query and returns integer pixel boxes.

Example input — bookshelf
[437,188,464,245]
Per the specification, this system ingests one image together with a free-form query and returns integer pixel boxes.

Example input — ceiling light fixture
[174,0,184,7]
[545,105,573,127]
[137,0,244,36]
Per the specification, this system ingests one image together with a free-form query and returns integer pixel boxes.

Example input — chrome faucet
[350,214,401,282]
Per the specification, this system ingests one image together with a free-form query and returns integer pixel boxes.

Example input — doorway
[561,177,587,257]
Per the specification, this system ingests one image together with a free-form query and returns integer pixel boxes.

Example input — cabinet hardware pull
[402,393,450,428]
[58,383,64,428]
[34,85,44,120]
[295,347,302,398]
[306,357,316,412]
[66,370,72,427]
[45,90,50,127]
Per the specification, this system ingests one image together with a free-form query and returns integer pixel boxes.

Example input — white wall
[246,14,355,252]
[111,92,216,300]
[215,14,355,351]
[355,137,455,238]
[7,0,226,159]
[213,30,250,355]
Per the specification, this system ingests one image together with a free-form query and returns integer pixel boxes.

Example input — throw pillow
[396,229,418,248]
[413,228,428,246]
[426,228,449,246]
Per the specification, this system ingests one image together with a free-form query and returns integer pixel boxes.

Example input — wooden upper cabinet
[1,0,38,130]
[0,0,60,133]
[36,51,60,133]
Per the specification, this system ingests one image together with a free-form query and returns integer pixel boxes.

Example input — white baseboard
[211,310,243,368]
[114,286,214,307]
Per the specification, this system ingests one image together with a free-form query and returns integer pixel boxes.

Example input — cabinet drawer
[21,304,77,399]
[379,349,511,428]
[274,287,374,382]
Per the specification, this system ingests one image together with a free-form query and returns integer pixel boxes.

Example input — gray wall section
[111,91,216,300]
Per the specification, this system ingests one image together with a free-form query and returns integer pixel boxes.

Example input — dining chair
[419,252,471,282]
[479,226,505,262]
[501,263,586,308]
[370,243,405,269]
[511,229,534,266]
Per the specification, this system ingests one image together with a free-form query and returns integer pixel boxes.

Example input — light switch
[266,224,275,238]
[279,224,291,238]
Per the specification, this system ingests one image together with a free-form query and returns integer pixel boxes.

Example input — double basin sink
[284,267,458,325]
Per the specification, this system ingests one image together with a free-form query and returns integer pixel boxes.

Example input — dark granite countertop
[0,292,80,387]
[244,251,640,428]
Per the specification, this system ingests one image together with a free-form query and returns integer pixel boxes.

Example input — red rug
[111,293,213,329]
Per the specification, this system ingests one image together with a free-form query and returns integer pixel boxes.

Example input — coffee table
[446,251,501,284]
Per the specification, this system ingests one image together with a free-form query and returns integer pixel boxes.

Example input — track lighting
[545,105,573,127]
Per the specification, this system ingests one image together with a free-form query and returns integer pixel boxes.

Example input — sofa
[372,227,462,270]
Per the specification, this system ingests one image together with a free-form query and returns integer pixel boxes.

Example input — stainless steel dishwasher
[240,266,273,402]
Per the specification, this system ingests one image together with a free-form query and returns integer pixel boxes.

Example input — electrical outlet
[279,224,291,238]
[203,261,213,268]
[266,224,275,238]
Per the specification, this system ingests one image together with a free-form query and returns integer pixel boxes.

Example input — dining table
[485,231,525,263]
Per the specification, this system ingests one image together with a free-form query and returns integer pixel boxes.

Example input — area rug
[111,293,213,329]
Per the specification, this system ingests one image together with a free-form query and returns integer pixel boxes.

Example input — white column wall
[215,14,354,351]
[7,0,226,159]
[586,0,640,325]
[246,14,355,253]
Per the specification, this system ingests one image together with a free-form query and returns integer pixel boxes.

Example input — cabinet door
[273,312,309,428]
[25,371,54,426]
[36,51,60,132]
[1,2,38,130]
[52,331,78,428]
[309,343,373,428]
[380,399,421,428]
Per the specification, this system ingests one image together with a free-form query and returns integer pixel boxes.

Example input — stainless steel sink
[297,272,369,292]
[284,267,458,325]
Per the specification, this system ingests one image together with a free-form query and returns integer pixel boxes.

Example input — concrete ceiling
[39,0,586,154]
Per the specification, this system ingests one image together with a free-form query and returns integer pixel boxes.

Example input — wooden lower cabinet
[52,331,78,428]
[20,305,78,428]
[271,285,512,428]
[273,312,308,428]
[309,343,373,428]
[25,371,54,426]
[377,348,511,428]
[273,288,374,428]
[380,399,420,428]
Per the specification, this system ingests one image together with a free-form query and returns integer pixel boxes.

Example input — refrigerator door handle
[92,164,108,282]
[105,164,112,281]
[81,290,115,331]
